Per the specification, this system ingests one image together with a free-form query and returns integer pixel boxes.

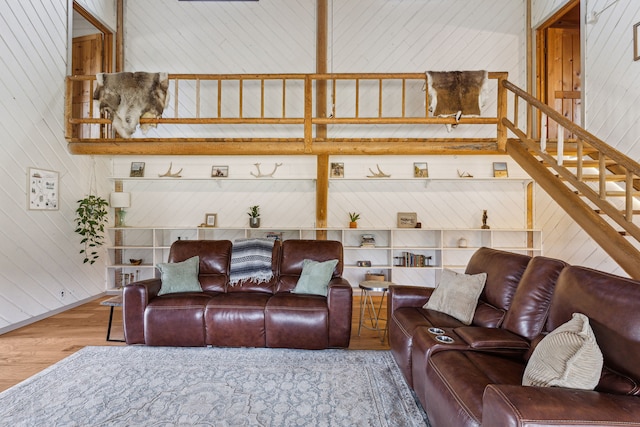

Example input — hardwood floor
[0,294,389,392]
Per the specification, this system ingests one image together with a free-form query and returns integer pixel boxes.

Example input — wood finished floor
[0,295,388,392]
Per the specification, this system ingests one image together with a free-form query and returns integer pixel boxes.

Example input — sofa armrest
[455,326,530,351]
[327,278,353,347]
[389,285,434,313]
[122,278,161,344]
[482,384,640,427]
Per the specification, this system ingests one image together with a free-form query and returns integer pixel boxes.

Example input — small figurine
[481,210,490,229]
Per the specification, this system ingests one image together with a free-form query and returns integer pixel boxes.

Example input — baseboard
[0,294,106,336]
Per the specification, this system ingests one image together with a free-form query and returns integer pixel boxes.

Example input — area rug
[0,346,429,426]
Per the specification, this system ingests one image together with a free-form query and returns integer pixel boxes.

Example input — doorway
[536,0,581,139]
[71,2,114,138]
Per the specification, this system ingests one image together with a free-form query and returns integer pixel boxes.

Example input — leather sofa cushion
[144,293,212,346]
[423,350,526,427]
[465,247,530,315]
[265,293,328,349]
[502,256,566,340]
[548,266,640,393]
[205,293,270,347]
[169,240,232,293]
[277,240,343,293]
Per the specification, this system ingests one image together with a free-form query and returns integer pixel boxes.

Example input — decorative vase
[349,221,358,228]
[249,217,260,228]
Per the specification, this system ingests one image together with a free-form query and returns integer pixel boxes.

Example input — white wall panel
[531,0,572,27]
[0,1,111,333]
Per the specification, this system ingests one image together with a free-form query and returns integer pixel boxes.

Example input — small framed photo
[397,212,418,228]
[330,162,344,178]
[493,162,508,178]
[28,167,59,210]
[413,162,429,178]
[130,162,145,177]
[212,166,228,177]
[634,22,640,61]
[204,213,217,227]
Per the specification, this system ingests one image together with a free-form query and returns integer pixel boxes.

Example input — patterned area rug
[0,346,429,426]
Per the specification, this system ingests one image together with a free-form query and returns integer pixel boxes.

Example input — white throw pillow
[424,269,487,325]
[523,312,603,390]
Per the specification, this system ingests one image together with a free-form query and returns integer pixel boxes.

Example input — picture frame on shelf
[27,167,59,210]
[397,212,418,228]
[211,166,228,177]
[204,213,217,227]
[493,162,508,177]
[413,162,429,178]
[130,162,145,177]
[330,162,344,178]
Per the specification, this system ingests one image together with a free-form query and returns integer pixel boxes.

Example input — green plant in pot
[349,212,360,228]
[248,205,261,228]
[75,195,109,264]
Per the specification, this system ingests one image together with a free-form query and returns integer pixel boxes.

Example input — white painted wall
[0,1,112,333]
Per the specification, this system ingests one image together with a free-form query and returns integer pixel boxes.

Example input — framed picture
[634,22,640,61]
[493,162,508,177]
[211,166,228,177]
[413,162,429,178]
[130,162,145,177]
[397,212,418,228]
[204,213,217,227]
[28,167,59,210]
[330,162,344,178]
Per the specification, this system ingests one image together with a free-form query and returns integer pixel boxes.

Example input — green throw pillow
[157,255,202,296]
[292,259,339,296]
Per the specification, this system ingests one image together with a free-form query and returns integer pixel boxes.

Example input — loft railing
[65,72,508,155]
[501,79,640,278]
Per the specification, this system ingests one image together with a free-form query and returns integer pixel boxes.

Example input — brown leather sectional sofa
[389,247,640,427]
[123,239,352,349]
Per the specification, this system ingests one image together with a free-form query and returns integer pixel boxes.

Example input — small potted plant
[248,205,260,228]
[75,194,109,264]
[348,212,360,228]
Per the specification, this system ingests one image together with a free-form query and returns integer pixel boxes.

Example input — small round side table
[358,280,395,342]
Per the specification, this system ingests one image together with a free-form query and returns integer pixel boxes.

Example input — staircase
[501,80,640,278]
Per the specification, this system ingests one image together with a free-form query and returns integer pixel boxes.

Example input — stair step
[557,174,636,182]
[594,209,640,215]
[574,190,640,197]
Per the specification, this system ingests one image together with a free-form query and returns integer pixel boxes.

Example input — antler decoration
[366,164,391,178]
[250,162,283,178]
[158,162,183,178]
[457,169,473,178]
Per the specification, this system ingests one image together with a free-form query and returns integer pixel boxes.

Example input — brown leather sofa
[123,239,352,349]
[389,247,640,426]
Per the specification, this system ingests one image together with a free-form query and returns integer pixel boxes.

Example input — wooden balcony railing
[65,72,508,155]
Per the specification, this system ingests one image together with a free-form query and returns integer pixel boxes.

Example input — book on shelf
[360,234,376,247]
[395,252,432,267]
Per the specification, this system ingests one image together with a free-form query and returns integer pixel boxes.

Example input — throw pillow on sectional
[157,255,202,295]
[424,268,487,325]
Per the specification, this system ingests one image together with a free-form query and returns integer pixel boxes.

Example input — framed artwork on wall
[330,162,344,178]
[493,162,508,177]
[28,167,59,210]
[413,162,429,178]
[397,212,418,228]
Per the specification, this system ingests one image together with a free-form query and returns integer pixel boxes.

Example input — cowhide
[425,70,488,131]
[93,72,169,138]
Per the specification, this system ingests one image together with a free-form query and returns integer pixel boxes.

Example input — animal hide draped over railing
[93,72,169,138]
[426,70,488,131]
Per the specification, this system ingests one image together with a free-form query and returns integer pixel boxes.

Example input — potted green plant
[75,195,109,264]
[348,212,360,228]
[248,205,261,228]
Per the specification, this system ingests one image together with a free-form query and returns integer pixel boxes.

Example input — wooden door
[71,33,103,138]
[545,27,581,139]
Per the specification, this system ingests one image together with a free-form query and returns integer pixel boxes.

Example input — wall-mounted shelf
[105,226,541,292]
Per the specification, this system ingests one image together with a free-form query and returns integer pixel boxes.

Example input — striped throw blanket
[229,238,275,286]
